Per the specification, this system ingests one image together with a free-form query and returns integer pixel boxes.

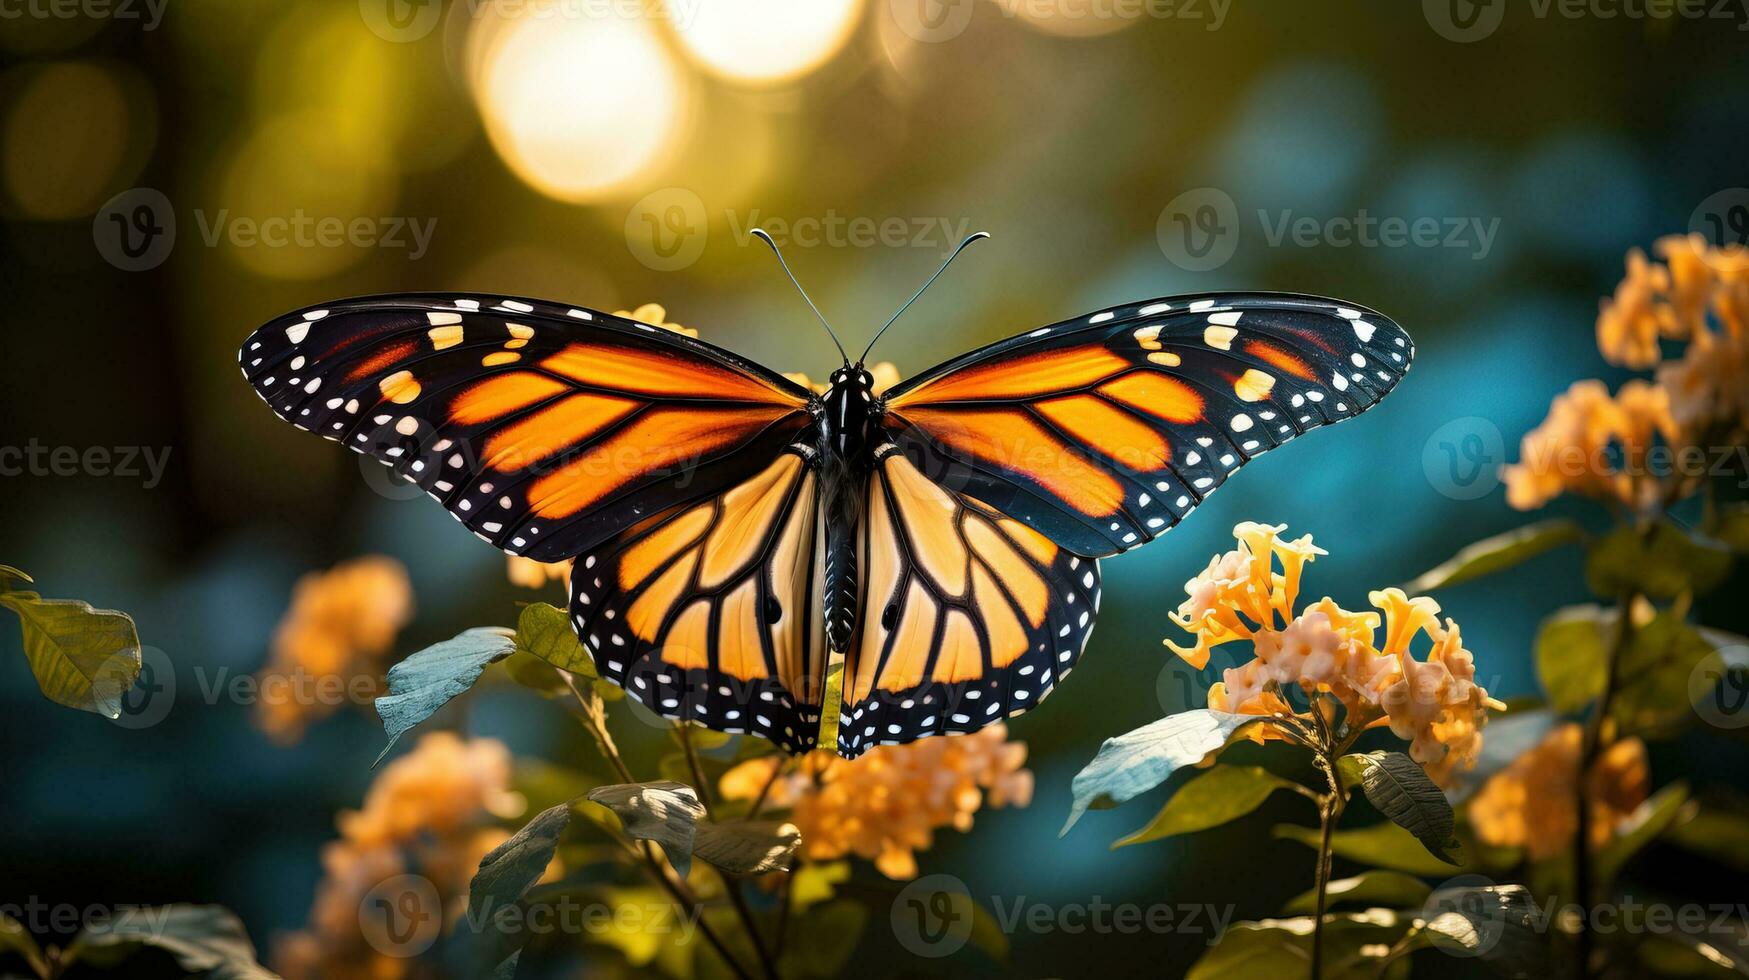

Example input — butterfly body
[241,289,1413,758]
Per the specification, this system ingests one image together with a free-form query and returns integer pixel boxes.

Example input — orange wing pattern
[239,294,812,561]
[884,294,1412,557]
[569,442,828,753]
[837,444,1100,758]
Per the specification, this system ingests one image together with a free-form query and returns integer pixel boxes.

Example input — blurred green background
[3,0,1748,976]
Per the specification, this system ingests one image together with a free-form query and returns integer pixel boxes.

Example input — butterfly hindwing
[883,294,1412,557]
[836,444,1100,759]
[239,294,812,561]
[569,441,829,754]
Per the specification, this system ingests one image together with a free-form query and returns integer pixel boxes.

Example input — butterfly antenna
[751,228,849,366]
[858,231,990,365]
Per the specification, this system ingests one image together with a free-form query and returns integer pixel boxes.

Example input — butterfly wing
[239,294,813,561]
[569,441,829,754]
[882,294,1412,557]
[837,443,1099,758]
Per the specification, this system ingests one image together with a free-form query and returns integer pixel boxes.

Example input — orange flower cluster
[275,733,526,980]
[1166,523,1497,785]
[1468,723,1650,861]
[1512,236,1749,513]
[255,556,414,744]
[1501,379,1681,513]
[718,725,1033,880]
[615,302,698,337]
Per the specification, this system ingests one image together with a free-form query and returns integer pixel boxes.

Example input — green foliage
[1187,911,1414,979]
[1112,764,1304,848]
[1534,606,1610,713]
[586,781,708,878]
[515,602,594,676]
[1586,522,1730,600]
[468,803,570,974]
[1336,751,1461,864]
[1283,871,1431,914]
[60,905,274,979]
[1595,783,1692,884]
[0,565,142,719]
[1063,709,1259,834]
[0,914,47,978]
[1275,820,1468,876]
[1418,883,1548,976]
[373,626,518,764]
[1405,519,1584,592]
[1613,616,1718,736]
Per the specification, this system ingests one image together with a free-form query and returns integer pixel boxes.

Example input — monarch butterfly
[240,232,1411,758]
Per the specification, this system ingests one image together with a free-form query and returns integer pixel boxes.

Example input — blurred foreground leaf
[66,905,274,979]
[468,803,569,976]
[1405,519,1583,592]
[1587,522,1730,600]
[1275,820,1467,876]
[373,626,517,765]
[1064,709,1258,834]
[1614,616,1717,736]
[0,567,141,719]
[0,913,47,977]
[1113,764,1304,848]
[1284,870,1431,914]
[1534,605,1610,713]
[1417,883,1548,977]
[1338,751,1460,864]
[1187,911,1411,979]
[1596,782,1691,885]
[587,781,706,878]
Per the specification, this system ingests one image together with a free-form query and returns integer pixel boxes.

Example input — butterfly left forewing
[570,441,829,753]
[836,443,1100,758]
[239,294,812,561]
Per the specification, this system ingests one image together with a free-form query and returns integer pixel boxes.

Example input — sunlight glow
[669,0,864,86]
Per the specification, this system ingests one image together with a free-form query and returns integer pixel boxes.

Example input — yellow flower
[255,556,414,744]
[718,724,1033,880]
[273,734,530,980]
[1167,525,1497,783]
[1467,723,1649,861]
[507,555,571,589]
[1500,379,1681,513]
[615,302,698,337]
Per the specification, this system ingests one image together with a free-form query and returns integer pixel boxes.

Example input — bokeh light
[986,0,1146,37]
[2,61,154,220]
[669,0,864,86]
[470,10,689,203]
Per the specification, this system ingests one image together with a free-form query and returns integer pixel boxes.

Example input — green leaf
[0,588,142,719]
[788,861,850,916]
[1636,930,1749,977]
[1418,883,1549,975]
[1586,522,1731,600]
[1112,764,1304,848]
[0,564,33,590]
[1283,870,1432,915]
[1534,606,1609,713]
[1186,912,1412,980]
[1614,616,1717,736]
[373,627,518,765]
[586,781,706,878]
[467,803,571,974]
[1667,804,1749,873]
[66,905,274,979]
[0,912,48,977]
[1596,782,1691,885]
[515,601,595,678]
[1063,709,1259,834]
[502,650,568,696]
[693,819,800,875]
[1405,519,1584,592]
[1338,751,1460,864]
[777,900,868,979]
[1275,821,1467,876]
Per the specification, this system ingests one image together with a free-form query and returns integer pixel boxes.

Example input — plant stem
[1573,589,1637,979]
[677,723,716,819]
[1309,697,1346,980]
